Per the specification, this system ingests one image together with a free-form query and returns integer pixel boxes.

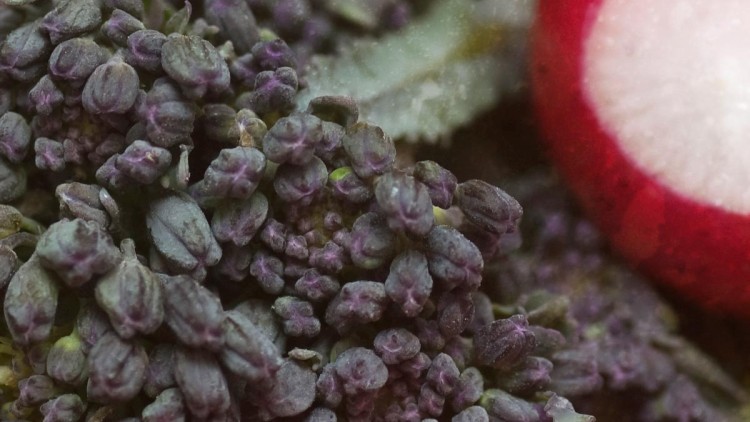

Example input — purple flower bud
[262,112,323,165]
[41,0,103,44]
[114,139,171,183]
[104,0,145,19]
[35,138,67,170]
[307,95,359,128]
[0,21,51,72]
[374,328,421,364]
[204,0,259,54]
[201,103,239,144]
[415,318,446,351]
[453,406,489,422]
[211,192,268,246]
[273,296,320,337]
[160,273,225,351]
[455,180,523,235]
[316,121,347,167]
[426,353,460,396]
[101,9,145,46]
[328,166,372,204]
[0,112,30,163]
[259,217,288,253]
[251,38,297,71]
[56,188,108,231]
[143,344,177,398]
[343,122,395,179]
[308,240,347,274]
[125,29,167,73]
[437,291,475,338]
[348,212,397,270]
[0,157,25,202]
[87,332,148,403]
[219,310,283,384]
[450,367,484,412]
[284,233,309,260]
[95,155,131,189]
[82,56,140,115]
[95,239,164,338]
[550,343,604,396]
[500,356,553,396]
[214,243,252,282]
[40,394,86,422]
[426,225,483,291]
[316,364,343,408]
[475,315,536,371]
[147,192,223,281]
[48,38,109,85]
[258,360,317,419]
[202,146,266,200]
[174,347,231,419]
[0,245,17,290]
[28,76,64,116]
[399,352,431,379]
[418,385,444,417]
[294,269,340,303]
[273,156,328,205]
[249,249,285,294]
[414,160,457,209]
[161,34,230,99]
[325,281,387,334]
[480,389,538,421]
[240,67,297,115]
[75,302,112,353]
[334,347,388,395]
[385,250,433,317]
[138,77,197,147]
[375,171,434,237]
[37,218,121,288]
[306,407,337,422]
[142,388,186,422]
[18,375,58,407]
[46,333,88,386]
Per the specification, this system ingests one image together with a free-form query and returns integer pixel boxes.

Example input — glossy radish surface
[531,0,750,316]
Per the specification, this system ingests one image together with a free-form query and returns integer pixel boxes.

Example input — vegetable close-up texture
[0,0,749,421]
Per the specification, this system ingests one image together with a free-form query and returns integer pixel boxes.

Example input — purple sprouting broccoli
[374,328,421,364]
[95,239,164,339]
[374,171,434,237]
[262,112,323,165]
[82,55,140,115]
[125,29,168,73]
[343,122,396,179]
[325,281,388,334]
[193,146,267,203]
[36,218,121,288]
[87,332,148,403]
[273,155,328,205]
[101,9,145,47]
[161,34,231,99]
[160,273,225,351]
[474,315,536,371]
[0,111,31,164]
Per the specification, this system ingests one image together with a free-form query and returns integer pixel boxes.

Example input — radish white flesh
[584,0,750,214]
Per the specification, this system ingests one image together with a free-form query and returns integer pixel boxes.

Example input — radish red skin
[531,0,750,316]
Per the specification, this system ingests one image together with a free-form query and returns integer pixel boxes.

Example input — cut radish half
[532,0,750,316]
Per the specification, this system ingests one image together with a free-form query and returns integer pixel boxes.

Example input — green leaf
[296,0,534,143]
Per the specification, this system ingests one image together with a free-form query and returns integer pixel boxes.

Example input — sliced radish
[532,0,750,316]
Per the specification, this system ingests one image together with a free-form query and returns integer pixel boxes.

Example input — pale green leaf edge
[296,0,535,144]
